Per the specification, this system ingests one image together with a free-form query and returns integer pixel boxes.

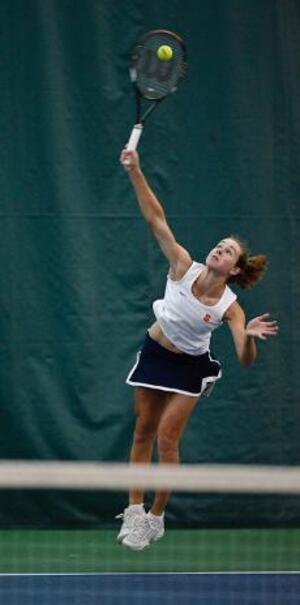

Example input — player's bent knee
[133,427,157,446]
[157,433,178,456]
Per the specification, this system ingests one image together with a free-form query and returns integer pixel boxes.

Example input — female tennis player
[117,148,278,551]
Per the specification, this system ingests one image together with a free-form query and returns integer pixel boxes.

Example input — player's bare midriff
[148,321,184,354]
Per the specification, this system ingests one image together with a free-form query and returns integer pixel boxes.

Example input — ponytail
[227,235,267,289]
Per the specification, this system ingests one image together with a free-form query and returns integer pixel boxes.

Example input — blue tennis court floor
[0,573,300,604]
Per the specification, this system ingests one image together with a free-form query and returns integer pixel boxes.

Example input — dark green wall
[0,0,299,527]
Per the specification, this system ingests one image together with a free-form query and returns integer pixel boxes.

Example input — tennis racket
[126,29,187,152]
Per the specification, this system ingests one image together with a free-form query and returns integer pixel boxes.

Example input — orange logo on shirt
[203,313,211,323]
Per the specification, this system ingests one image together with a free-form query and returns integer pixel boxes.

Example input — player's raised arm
[120,149,191,279]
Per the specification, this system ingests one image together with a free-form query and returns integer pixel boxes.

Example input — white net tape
[0,461,299,493]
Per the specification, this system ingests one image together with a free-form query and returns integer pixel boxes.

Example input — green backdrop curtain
[0,0,299,526]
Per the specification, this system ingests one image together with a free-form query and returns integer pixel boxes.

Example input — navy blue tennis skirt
[126,333,222,398]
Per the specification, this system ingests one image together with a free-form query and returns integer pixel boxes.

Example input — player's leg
[122,392,199,550]
[151,392,199,515]
[129,385,169,503]
[117,386,168,544]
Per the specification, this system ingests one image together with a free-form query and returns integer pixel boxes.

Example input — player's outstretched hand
[120,149,140,172]
[246,314,278,340]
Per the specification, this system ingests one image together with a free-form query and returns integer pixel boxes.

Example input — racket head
[130,30,187,101]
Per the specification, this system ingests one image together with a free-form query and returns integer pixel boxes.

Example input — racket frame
[126,29,187,152]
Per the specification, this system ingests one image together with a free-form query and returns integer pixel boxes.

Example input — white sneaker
[122,512,165,551]
[115,504,145,544]
[147,512,165,542]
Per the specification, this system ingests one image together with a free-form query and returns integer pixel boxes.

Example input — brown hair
[227,235,267,289]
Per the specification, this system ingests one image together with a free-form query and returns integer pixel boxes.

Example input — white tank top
[152,261,237,355]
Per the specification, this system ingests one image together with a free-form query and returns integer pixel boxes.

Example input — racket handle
[126,123,143,151]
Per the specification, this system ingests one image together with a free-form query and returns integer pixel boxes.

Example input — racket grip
[126,123,143,151]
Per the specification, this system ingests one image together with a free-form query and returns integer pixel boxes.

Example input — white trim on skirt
[126,352,222,398]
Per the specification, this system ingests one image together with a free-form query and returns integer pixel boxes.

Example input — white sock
[148,511,164,524]
[127,503,144,512]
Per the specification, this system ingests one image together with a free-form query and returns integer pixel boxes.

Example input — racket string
[131,31,186,101]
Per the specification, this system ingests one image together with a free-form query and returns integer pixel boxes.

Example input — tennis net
[0,461,299,604]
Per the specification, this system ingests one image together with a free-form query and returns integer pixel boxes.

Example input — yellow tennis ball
[157,45,173,61]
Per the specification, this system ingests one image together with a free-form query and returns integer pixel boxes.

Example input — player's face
[206,238,242,277]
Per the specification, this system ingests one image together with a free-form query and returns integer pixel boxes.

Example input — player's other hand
[120,149,140,172]
[246,314,278,340]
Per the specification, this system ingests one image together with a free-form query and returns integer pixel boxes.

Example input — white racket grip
[126,123,143,151]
